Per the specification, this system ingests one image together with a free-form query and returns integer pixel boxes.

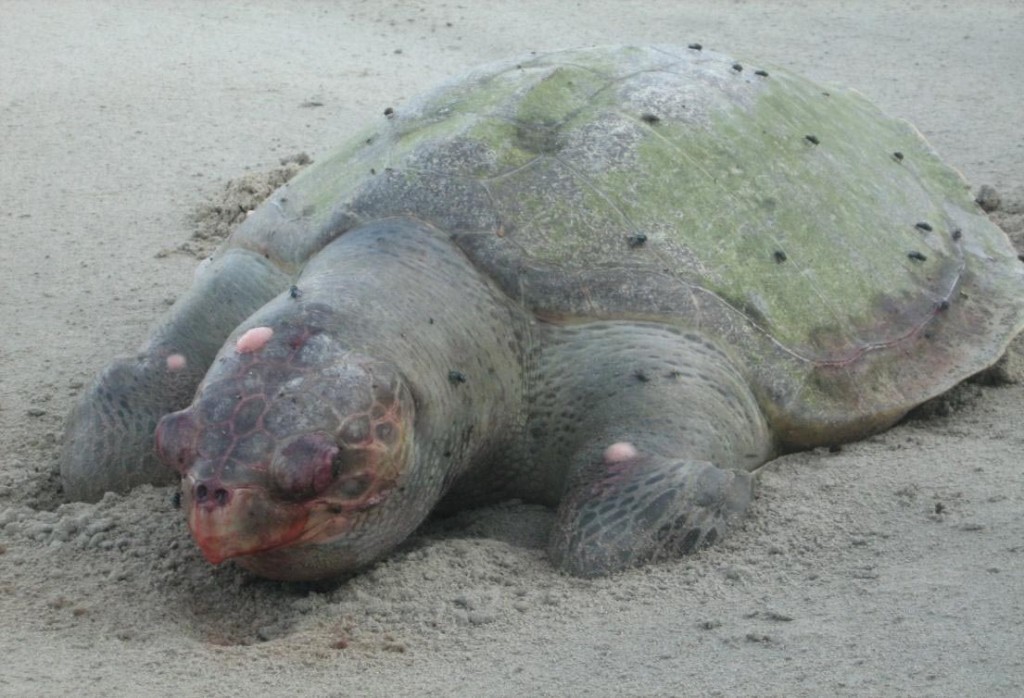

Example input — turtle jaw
[182,475,400,568]
[183,478,312,565]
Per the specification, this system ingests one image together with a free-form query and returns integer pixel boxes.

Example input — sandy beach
[2,2,1022,695]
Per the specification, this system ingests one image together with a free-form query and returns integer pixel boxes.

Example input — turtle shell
[226,45,1024,448]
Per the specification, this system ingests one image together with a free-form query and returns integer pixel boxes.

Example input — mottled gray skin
[62,46,1024,580]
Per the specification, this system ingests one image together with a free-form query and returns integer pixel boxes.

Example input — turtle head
[155,320,418,580]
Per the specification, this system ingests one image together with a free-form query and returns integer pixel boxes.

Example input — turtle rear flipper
[61,248,290,501]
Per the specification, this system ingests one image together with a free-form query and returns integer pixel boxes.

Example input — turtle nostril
[193,483,230,506]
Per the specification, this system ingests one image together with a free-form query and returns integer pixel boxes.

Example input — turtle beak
[182,475,309,564]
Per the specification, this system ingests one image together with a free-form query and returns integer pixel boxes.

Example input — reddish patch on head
[236,326,274,354]
[603,442,638,463]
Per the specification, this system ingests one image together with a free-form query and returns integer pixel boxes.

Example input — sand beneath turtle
[2,3,1023,696]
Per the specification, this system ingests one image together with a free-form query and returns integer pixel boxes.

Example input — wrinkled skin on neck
[156,304,417,578]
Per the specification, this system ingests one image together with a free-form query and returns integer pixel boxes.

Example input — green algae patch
[284,126,388,221]
[591,70,969,353]
[513,66,611,130]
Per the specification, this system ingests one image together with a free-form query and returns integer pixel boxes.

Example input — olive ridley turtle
[61,45,1024,579]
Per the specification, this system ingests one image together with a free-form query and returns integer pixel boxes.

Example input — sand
[2,2,1022,696]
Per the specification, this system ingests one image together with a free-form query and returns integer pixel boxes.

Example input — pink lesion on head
[166,353,188,371]
[236,326,274,354]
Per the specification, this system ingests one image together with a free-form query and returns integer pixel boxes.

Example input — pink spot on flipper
[603,442,638,463]
[166,353,187,371]
[236,326,274,354]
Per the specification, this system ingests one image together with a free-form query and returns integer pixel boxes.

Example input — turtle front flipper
[61,248,290,501]
[529,322,775,577]
[549,447,754,577]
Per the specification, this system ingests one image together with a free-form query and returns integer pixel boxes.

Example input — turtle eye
[332,449,374,500]
[155,410,199,474]
[271,433,340,499]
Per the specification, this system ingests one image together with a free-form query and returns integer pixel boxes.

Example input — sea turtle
[61,45,1024,580]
